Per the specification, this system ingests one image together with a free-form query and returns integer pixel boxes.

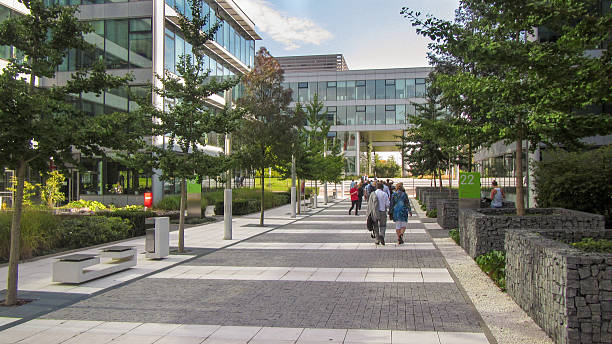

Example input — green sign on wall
[186,180,201,194]
[459,172,481,199]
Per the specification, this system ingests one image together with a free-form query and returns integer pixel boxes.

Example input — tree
[234,47,301,226]
[135,0,241,252]
[40,171,66,207]
[403,0,612,215]
[0,0,145,305]
[374,156,401,178]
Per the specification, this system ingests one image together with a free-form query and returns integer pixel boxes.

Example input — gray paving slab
[0,291,84,322]
[245,233,432,243]
[427,229,451,238]
[187,248,447,268]
[42,279,481,332]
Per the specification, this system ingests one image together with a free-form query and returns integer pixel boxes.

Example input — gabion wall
[425,191,458,212]
[458,208,605,258]
[506,228,612,344]
[437,199,515,230]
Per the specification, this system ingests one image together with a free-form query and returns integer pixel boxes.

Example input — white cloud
[238,0,333,50]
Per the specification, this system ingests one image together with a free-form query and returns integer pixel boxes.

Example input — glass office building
[0,0,261,205]
[279,61,433,176]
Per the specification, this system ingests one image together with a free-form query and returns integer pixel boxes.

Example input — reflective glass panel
[105,19,129,69]
[164,29,175,73]
[129,18,152,68]
[356,106,366,125]
[396,104,406,124]
[416,78,426,97]
[365,80,375,100]
[356,80,365,100]
[395,79,406,99]
[366,105,375,125]
[326,81,336,100]
[337,106,346,125]
[385,105,395,124]
[346,106,356,125]
[406,78,416,98]
[318,81,327,101]
[385,79,395,99]
[375,79,385,99]
[337,81,346,101]
[346,81,355,101]
[376,105,385,124]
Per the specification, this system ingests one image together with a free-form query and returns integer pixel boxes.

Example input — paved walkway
[0,199,498,343]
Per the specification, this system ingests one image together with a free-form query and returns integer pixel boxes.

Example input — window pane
[346,106,356,125]
[385,79,395,99]
[310,82,319,100]
[318,81,327,101]
[375,79,385,99]
[106,19,129,69]
[416,78,426,97]
[385,107,395,124]
[366,105,375,125]
[336,106,346,125]
[406,78,416,98]
[164,30,175,73]
[326,107,336,124]
[129,19,152,68]
[365,80,375,100]
[290,82,297,102]
[395,79,406,99]
[346,81,355,101]
[337,81,346,101]
[356,106,365,125]
[396,104,406,124]
[175,34,184,73]
[356,80,365,100]
[375,105,385,124]
[326,82,336,100]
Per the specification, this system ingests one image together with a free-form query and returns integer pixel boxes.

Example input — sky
[237,0,460,70]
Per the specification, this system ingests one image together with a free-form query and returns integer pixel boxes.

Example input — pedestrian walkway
[0,199,492,343]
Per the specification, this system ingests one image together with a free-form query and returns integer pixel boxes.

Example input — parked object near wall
[458,208,605,258]
[506,228,612,344]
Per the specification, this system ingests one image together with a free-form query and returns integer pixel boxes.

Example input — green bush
[96,209,156,236]
[534,145,612,228]
[0,209,59,261]
[62,199,107,211]
[215,199,260,216]
[475,250,506,291]
[154,195,181,211]
[449,228,460,244]
[571,237,612,253]
[56,216,132,250]
[426,209,437,218]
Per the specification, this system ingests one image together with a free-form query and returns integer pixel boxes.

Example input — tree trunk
[448,160,453,196]
[468,142,473,172]
[314,180,318,208]
[516,138,525,216]
[178,178,186,253]
[260,167,265,226]
[438,169,443,191]
[432,170,436,188]
[297,177,301,215]
[5,160,26,306]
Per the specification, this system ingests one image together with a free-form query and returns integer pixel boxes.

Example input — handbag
[366,214,374,231]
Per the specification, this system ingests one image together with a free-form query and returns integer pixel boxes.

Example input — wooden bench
[52,246,137,284]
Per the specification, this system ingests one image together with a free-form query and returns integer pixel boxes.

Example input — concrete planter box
[437,199,516,230]
[506,228,612,344]
[458,208,605,258]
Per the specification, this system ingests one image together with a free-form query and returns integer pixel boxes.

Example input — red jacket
[350,187,359,201]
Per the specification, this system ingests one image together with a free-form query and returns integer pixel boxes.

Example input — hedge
[215,192,291,216]
[534,145,612,228]
[96,209,156,236]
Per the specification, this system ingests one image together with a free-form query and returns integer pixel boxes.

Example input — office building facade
[0,0,260,205]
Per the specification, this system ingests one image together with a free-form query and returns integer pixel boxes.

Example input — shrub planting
[426,209,437,218]
[449,228,460,244]
[475,250,506,291]
[571,237,612,253]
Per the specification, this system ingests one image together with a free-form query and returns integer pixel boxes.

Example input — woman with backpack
[390,183,411,244]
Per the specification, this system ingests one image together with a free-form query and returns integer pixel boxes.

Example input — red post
[144,192,153,209]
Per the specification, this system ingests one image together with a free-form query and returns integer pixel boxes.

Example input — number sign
[186,180,201,194]
[459,172,480,199]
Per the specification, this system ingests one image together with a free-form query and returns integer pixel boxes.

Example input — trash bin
[145,217,169,259]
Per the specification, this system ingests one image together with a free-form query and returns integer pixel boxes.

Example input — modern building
[277,54,348,73]
[0,0,261,206]
[279,54,432,176]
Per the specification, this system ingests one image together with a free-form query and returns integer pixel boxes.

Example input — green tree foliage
[373,155,401,178]
[40,171,65,208]
[234,47,302,226]
[134,0,242,251]
[533,145,612,228]
[0,0,146,305]
[403,0,612,215]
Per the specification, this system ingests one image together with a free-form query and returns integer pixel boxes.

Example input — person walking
[367,182,390,245]
[490,180,505,208]
[391,183,411,244]
[356,181,365,214]
[349,182,359,215]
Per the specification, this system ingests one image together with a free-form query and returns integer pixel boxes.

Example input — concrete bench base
[52,247,137,284]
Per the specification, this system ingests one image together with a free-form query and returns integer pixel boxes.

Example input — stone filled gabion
[458,208,605,258]
[416,187,437,202]
[425,191,458,212]
[505,228,612,344]
[437,199,515,230]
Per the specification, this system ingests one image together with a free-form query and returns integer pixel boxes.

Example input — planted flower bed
[505,228,612,344]
[458,208,605,258]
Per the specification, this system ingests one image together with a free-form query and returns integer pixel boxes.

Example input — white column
[151,0,165,206]
[291,155,296,218]
[224,134,232,240]
[355,131,360,176]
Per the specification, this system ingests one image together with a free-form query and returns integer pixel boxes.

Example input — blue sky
[238,0,460,70]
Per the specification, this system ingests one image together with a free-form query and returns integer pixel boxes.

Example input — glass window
[336,106,346,125]
[385,79,395,99]
[375,79,385,99]
[395,79,406,99]
[175,34,185,72]
[298,82,308,102]
[164,28,175,73]
[365,105,375,125]
[326,81,336,101]
[129,18,152,69]
[396,104,406,124]
[346,81,355,101]
[365,80,375,100]
[346,106,356,125]
[326,106,336,124]
[416,78,426,97]
[337,81,346,101]
[356,80,365,100]
[406,104,416,123]
[0,6,12,60]
[289,82,297,102]
[385,105,395,124]
[318,81,327,101]
[309,82,319,101]
[174,0,184,14]
[106,87,128,113]
[105,19,129,69]
[406,78,416,98]
[376,105,385,124]
[356,106,366,125]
